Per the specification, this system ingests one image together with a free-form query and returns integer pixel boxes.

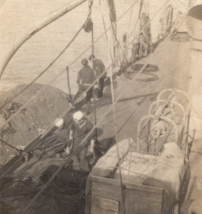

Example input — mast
[0,0,87,79]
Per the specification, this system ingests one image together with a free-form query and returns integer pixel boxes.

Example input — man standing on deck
[89,54,106,99]
[74,58,95,115]
[69,111,95,172]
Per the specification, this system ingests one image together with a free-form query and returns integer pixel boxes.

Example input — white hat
[73,111,84,121]
[54,118,64,128]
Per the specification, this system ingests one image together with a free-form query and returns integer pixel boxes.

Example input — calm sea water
[0,0,168,93]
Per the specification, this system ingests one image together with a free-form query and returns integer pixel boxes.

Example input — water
[0,0,169,94]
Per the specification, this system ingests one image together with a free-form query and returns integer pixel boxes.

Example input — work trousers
[96,78,105,98]
[73,139,90,172]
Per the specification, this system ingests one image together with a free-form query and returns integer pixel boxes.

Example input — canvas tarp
[90,138,132,178]
[114,142,185,200]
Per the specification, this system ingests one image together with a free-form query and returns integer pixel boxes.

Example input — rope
[22,59,148,213]
[0,17,89,111]
[0,12,191,205]
[110,18,124,55]
[0,2,131,132]
[0,1,141,177]
[123,0,169,62]
[125,0,138,44]
[0,61,110,181]
[0,0,169,174]
[107,1,126,65]
[142,0,148,14]
[109,63,126,213]
[1,0,138,113]
[3,2,184,210]
[0,0,139,133]
[121,0,139,65]
[0,139,21,152]
[90,1,98,140]
[98,0,114,62]
[21,25,186,211]
[127,0,170,50]
[106,11,142,212]
[127,0,138,32]
[0,0,177,177]
[66,67,73,103]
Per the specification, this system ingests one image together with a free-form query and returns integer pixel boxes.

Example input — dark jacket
[93,59,106,78]
[77,65,95,85]
[71,118,96,144]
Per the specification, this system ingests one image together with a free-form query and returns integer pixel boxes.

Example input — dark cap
[89,54,95,60]
[81,58,88,65]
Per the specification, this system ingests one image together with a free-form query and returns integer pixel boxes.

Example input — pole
[0,0,87,79]
[66,66,73,103]
[91,25,97,140]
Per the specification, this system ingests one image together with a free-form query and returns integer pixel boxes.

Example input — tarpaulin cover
[114,142,185,200]
[90,138,132,178]
[88,139,185,201]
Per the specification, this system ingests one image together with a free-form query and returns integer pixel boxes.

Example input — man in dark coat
[74,59,95,115]
[89,54,106,99]
[69,111,96,172]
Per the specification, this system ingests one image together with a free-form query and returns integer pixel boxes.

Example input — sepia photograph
[0,0,201,213]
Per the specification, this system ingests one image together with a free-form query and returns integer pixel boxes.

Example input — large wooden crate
[85,175,165,214]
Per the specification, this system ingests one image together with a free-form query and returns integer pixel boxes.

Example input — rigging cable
[127,0,170,50]
[0,0,172,167]
[109,18,124,63]
[22,61,149,214]
[11,19,185,210]
[0,10,92,111]
[0,0,140,134]
[89,0,98,140]
[107,5,141,210]
[0,0,139,111]
[0,8,189,196]
[98,0,114,62]
[109,44,126,214]
[127,0,138,32]
[24,22,190,203]
[0,0,173,161]
[66,66,73,103]
[142,0,148,14]
[123,0,139,64]
[1,0,177,180]
[0,68,108,180]
[0,0,138,128]
[23,22,170,212]
[0,9,153,174]
[0,0,141,162]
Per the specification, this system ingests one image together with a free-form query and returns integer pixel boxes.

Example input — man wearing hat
[69,111,96,172]
[74,58,95,115]
[89,54,106,99]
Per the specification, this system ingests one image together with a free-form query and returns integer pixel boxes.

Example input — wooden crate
[86,175,164,214]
